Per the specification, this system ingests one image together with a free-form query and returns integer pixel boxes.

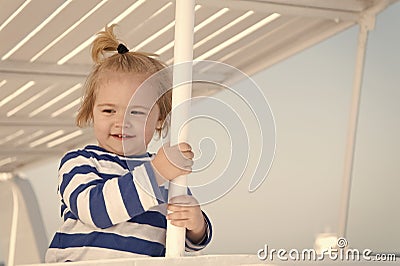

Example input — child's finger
[169,197,199,208]
[182,150,194,159]
[170,220,188,228]
[183,157,194,167]
[167,204,180,211]
[169,195,198,206]
[178,142,192,152]
[167,203,192,212]
[166,210,189,220]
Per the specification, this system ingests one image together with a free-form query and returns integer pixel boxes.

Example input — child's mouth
[111,134,135,140]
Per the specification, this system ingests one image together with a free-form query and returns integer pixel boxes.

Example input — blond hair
[76,24,172,137]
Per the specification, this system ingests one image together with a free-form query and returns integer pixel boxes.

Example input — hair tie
[117,43,129,54]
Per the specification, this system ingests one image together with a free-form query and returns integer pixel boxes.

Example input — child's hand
[151,142,194,182]
[167,195,207,244]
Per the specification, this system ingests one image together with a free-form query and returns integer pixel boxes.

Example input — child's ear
[156,119,163,130]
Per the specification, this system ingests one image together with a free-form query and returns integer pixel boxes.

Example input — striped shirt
[46,145,212,262]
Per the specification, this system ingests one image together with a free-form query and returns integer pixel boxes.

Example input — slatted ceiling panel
[193,9,246,45]
[49,97,82,119]
[38,0,135,64]
[75,2,164,65]
[27,86,82,118]
[0,0,396,172]
[193,5,224,29]
[0,0,65,56]
[146,6,206,61]
[139,3,218,55]
[0,0,32,48]
[123,2,217,55]
[192,82,225,98]
[9,128,42,146]
[0,0,24,21]
[222,17,322,69]
[232,18,319,73]
[119,1,173,46]
[136,27,175,56]
[1,82,42,114]
[3,119,76,132]
[0,127,93,148]
[0,80,15,100]
[0,127,21,142]
[29,129,69,148]
[192,13,265,60]
[229,17,348,74]
[4,155,34,171]
[5,84,54,117]
[0,79,35,108]
[0,156,21,172]
[136,3,201,54]
[158,47,174,65]
[48,85,82,117]
[0,130,92,170]
[272,0,372,11]
[11,0,102,61]
[4,83,77,119]
[122,1,173,43]
[11,83,58,117]
[219,16,299,66]
[198,13,284,63]
[123,8,176,53]
[241,21,355,78]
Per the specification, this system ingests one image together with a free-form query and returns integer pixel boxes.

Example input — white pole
[338,21,370,238]
[8,180,19,266]
[165,0,195,257]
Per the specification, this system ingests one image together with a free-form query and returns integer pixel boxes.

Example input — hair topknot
[91,24,122,64]
[89,24,165,72]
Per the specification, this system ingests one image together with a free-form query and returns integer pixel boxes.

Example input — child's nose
[114,113,131,128]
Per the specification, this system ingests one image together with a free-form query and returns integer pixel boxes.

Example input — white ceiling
[0,0,397,172]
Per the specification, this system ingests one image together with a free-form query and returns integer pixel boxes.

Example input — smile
[111,134,135,140]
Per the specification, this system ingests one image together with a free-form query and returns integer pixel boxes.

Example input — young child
[45,24,212,262]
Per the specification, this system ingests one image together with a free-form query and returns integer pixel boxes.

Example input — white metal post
[338,19,372,239]
[9,178,19,266]
[165,0,195,257]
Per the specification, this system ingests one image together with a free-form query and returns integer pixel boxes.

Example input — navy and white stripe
[46,145,212,262]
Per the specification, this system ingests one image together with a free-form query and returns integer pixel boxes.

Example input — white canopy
[0,0,397,173]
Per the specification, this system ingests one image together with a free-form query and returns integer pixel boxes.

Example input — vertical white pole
[338,22,370,238]
[8,180,19,266]
[165,0,195,257]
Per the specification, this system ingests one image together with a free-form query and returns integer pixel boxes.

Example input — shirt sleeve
[58,150,163,229]
[185,211,213,252]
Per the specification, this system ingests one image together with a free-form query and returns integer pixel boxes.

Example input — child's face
[93,71,161,156]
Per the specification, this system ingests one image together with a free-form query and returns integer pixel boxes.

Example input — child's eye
[130,110,146,115]
[102,109,115,114]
